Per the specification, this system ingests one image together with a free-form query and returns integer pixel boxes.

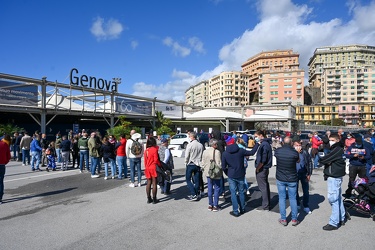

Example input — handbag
[208,149,223,179]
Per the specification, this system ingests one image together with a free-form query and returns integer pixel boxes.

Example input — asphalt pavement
[1,152,374,250]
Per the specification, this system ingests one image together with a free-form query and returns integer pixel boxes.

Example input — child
[46,141,57,171]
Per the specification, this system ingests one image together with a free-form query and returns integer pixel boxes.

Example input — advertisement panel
[0,79,38,106]
[155,103,182,118]
[115,97,152,116]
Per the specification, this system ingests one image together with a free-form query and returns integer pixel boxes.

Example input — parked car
[169,133,190,149]
[197,132,210,147]
[299,133,311,150]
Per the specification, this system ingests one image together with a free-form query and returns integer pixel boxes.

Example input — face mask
[347,136,351,139]
[329,141,335,147]
[294,146,301,152]
[372,132,374,135]
[254,137,260,142]
[341,132,344,135]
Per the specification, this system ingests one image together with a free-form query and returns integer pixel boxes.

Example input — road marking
[4,171,78,183]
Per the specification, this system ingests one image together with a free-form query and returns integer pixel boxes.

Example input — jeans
[22,149,30,165]
[104,158,116,177]
[116,156,128,179]
[0,165,5,201]
[219,176,226,196]
[30,151,41,170]
[90,157,100,175]
[79,150,89,171]
[55,148,61,163]
[13,145,19,160]
[207,177,221,207]
[256,168,270,210]
[313,154,319,168]
[228,177,245,214]
[185,164,200,196]
[296,172,310,208]
[277,180,298,220]
[129,158,142,183]
[61,151,70,169]
[327,177,346,227]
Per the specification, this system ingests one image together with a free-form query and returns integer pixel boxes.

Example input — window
[270,91,278,95]
[310,107,314,112]
[343,106,346,110]
[352,106,355,110]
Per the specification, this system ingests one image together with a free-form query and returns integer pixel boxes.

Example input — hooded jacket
[222,144,256,179]
[320,142,346,178]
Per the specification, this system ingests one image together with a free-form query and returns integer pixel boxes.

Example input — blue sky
[1,0,375,101]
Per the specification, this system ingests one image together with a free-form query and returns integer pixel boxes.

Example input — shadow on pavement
[2,187,77,204]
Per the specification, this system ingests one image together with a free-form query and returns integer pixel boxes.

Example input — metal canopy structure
[0,73,202,134]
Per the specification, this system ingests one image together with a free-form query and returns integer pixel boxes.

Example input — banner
[155,103,182,118]
[0,79,38,106]
[115,97,152,115]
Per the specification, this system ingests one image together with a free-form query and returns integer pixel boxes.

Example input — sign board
[0,79,38,106]
[115,97,152,115]
[73,124,79,134]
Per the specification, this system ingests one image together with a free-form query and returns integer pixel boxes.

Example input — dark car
[299,133,311,150]
[197,132,210,147]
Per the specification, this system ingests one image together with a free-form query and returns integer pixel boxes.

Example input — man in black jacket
[274,137,300,226]
[319,134,347,231]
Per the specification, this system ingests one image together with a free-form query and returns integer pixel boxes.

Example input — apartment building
[308,44,375,104]
[185,80,208,107]
[241,49,302,103]
[296,103,375,127]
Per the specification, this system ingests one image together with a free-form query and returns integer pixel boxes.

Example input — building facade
[241,49,303,103]
[185,80,208,107]
[308,44,375,104]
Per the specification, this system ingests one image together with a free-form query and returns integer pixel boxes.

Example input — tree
[155,111,173,136]
[106,116,141,139]
[0,123,24,135]
[319,118,345,126]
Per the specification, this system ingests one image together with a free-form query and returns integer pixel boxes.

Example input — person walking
[319,134,347,230]
[274,137,300,226]
[0,140,11,204]
[144,137,161,204]
[201,138,222,211]
[184,131,204,201]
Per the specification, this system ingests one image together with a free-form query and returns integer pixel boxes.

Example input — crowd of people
[1,127,375,231]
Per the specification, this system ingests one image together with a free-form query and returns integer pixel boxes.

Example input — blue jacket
[222,143,258,179]
[274,144,300,182]
[345,142,372,166]
[30,139,42,152]
[60,139,71,152]
[255,138,273,169]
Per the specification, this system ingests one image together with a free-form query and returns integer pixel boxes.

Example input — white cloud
[189,37,206,54]
[90,17,124,41]
[163,37,191,57]
[130,40,138,49]
[133,0,375,101]
[171,69,194,79]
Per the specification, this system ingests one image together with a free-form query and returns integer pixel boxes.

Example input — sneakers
[137,183,141,187]
[189,195,198,201]
[278,219,288,226]
[208,205,213,211]
[304,207,312,214]
[323,224,338,231]
[129,183,135,188]
[246,190,251,195]
[91,174,100,178]
[212,206,221,212]
[79,170,83,173]
[104,176,108,180]
[111,176,115,179]
[291,220,300,226]
[229,211,240,217]
[22,164,26,166]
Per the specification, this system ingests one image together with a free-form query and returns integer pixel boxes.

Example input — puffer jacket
[274,144,300,182]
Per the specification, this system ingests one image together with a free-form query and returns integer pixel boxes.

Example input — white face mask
[329,141,336,147]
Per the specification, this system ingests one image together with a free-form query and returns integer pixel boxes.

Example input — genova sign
[69,68,118,92]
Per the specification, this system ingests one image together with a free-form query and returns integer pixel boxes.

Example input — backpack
[130,139,142,155]
[208,149,223,179]
[45,148,51,155]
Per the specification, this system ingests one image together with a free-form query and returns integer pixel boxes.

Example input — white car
[169,133,190,149]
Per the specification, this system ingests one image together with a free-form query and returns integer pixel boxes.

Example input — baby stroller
[343,177,375,221]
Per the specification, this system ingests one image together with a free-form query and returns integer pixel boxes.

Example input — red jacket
[116,138,127,157]
[312,136,323,149]
[144,146,160,170]
[0,141,11,165]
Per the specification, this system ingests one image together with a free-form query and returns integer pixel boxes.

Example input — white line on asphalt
[4,171,77,183]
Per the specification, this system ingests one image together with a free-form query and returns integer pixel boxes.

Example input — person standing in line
[88,132,100,178]
[30,134,43,171]
[126,132,143,187]
[201,138,222,211]
[319,134,347,230]
[101,136,116,180]
[55,133,62,163]
[322,130,331,155]
[0,139,11,204]
[60,135,71,171]
[311,131,323,169]
[184,131,204,201]
[71,136,80,169]
[274,137,300,226]
[236,137,251,195]
[158,138,174,195]
[46,141,57,171]
[15,132,23,162]
[20,131,32,166]
[211,130,226,198]
[115,134,127,180]
[253,130,273,211]
[12,132,20,161]
[78,132,89,173]
[144,137,161,204]
[293,140,313,214]
[40,133,49,167]
[222,136,259,217]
